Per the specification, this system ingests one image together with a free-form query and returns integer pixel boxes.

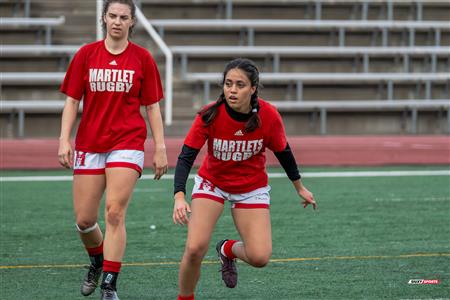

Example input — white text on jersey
[212,138,263,161]
[89,68,134,92]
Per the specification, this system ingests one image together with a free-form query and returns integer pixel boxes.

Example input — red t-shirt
[184,99,287,193]
[60,40,163,152]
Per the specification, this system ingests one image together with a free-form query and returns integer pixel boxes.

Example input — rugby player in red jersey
[58,1,167,299]
[172,58,316,300]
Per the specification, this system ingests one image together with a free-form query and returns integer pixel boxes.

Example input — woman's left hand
[153,145,168,180]
[298,186,317,210]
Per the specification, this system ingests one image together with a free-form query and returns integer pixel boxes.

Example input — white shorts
[73,150,144,176]
[191,175,271,209]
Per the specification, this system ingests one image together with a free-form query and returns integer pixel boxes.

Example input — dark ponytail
[200,58,261,132]
[245,90,261,132]
[199,94,225,126]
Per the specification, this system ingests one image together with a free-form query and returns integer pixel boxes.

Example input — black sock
[101,272,119,290]
[89,253,103,269]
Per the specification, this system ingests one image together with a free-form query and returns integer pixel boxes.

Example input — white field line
[374,196,450,202]
[1,170,449,182]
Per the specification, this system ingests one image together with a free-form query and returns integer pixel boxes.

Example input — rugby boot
[100,283,120,300]
[81,264,102,296]
[216,239,238,288]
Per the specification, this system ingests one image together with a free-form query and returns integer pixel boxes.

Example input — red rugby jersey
[60,40,163,152]
[184,99,287,193]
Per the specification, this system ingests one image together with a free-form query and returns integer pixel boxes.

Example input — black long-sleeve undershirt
[273,143,301,181]
[173,143,301,195]
[173,144,200,195]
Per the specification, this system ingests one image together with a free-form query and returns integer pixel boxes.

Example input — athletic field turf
[1,166,449,299]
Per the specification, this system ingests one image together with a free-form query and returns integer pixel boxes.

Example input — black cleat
[216,239,238,288]
[100,283,120,300]
[81,265,102,296]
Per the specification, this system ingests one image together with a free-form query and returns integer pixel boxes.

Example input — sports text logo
[212,138,263,161]
[407,279,440,285]
[89,68,134,92]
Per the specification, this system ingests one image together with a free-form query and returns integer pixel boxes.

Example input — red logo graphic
[75,151,86,167]
[422,280,440,284]
[199,179,215,192]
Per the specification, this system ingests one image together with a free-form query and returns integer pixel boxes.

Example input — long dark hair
[200,58,261,132]
[102,0,136,37]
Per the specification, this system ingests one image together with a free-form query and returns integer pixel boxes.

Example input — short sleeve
[140,52,164,105]
[266,109,287,152]
[184,114,209,150]
[60,48,86,100]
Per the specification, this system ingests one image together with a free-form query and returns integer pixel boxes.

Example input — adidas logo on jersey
[109,60,118,66]
[234,130,244,136]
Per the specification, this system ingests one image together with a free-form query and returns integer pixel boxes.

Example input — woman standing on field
[58,1,167,299]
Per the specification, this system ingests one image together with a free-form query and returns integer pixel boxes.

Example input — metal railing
[135,7,173,126]
[171,45,450,74]
[183,72,450,103]
[219,0,450,21]
[2,99,448,136]
[0,45,80,56]
[137,0,450,21]
[271,99,450,135]
[0,16,65,45]
[2,71,449,104]
[151,19,450,47]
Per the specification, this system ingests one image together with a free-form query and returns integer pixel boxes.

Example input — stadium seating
[0,44,80,56]
[2,99,448,136]
[139,0,450,22]
[171,45,450,73]
[0,0,449,136]
[2,0,31,18]
[151,19,449,47]
[183,72,450,102]
[0,16,65,45]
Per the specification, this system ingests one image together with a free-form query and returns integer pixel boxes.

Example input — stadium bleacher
[151,19,449,47]
[171,45,450,73]
[0,0,449,137]
[0,16,65,45]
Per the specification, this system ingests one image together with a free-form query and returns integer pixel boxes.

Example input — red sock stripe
[103,260,122,273]
[178,295,194,300]
[223,240,238,260]
[86,243,103,256]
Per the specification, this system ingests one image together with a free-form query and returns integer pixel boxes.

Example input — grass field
[1,166,449,299]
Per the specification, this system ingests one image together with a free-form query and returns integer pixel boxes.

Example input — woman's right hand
[58,139,73,169]
[173,193,191,225]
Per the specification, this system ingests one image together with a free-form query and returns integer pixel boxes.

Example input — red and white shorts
[192,175,271,209]
[73,150,144,176]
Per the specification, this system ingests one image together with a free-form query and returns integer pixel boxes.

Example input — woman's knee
[184,243,209,262]
[246,251,272,268]
[75,217,97,231]
[105,204,126,226]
